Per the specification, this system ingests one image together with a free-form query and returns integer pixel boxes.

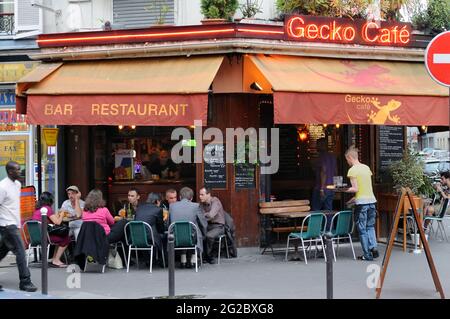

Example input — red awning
[17,56,224,126]
[250,55,449,126]
[274,92,448,126]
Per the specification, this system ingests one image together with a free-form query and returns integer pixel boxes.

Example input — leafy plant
[145,2,170,25]
[389,149,427,195]
[201,0,239,20]
[276,0,373,19]
[276,0,333,16]
[240,0,263,18]
[409,0,450,35]
[380,0,409,21]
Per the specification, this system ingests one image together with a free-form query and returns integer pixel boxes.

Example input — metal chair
[125,221,160,273]
[285,212,327,264]
[329,210,356,261]
[168,221,202,272]
[22,220,68,266]
[424,198,449,242]
[216,234,229,265]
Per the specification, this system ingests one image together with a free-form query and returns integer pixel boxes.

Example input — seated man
[161,188,177,230]
[199,186,226,264]
[135,192,166,265]
[424,171,450,231]
[59,185,85,241]
[116,188,140,220]
[169,187,207,269]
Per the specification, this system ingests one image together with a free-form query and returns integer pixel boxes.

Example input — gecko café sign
[285,15,411,46]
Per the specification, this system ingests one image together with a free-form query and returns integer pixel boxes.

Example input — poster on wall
[0,140,26,165]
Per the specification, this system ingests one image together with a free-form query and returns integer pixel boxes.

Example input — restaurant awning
[248,55,449,126]
[17,56,224,126]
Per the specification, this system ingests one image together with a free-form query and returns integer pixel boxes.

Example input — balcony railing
[0,13,14,35]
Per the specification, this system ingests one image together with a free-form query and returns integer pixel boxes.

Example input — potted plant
[276,0,332,16]
[145,3,171,25]
[200,0,239,23]
[276,0,374,19]
[239,0,263,19]
[389,149,434,210]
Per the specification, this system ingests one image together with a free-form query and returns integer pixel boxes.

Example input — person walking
[344,147,379,261]
[312,138,337,211]
[0,161,37,292]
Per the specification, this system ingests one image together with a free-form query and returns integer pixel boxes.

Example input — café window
[95,126,196,182]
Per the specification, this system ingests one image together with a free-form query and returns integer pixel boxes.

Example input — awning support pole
[37,125,42,197]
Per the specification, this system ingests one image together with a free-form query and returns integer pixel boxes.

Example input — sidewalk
[1,233,449,299]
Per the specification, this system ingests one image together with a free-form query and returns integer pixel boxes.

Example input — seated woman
[32,192,70,268]
[82,189,127,244]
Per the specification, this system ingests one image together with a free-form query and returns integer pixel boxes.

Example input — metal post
[324,233,333,299]
[40,207,48,295]
[168,233,175,297]
[37,125,42,197]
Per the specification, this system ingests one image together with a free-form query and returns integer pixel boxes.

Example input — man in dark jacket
[135,193,165,255]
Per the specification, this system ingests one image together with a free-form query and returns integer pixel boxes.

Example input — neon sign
[286,15,411,46]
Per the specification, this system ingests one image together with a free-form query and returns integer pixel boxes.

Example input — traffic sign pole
[424,31,450,155]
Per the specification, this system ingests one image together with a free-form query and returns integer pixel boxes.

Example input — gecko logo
[345,95,402,125]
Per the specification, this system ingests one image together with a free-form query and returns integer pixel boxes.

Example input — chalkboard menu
[378,126,404,179]
[203,143,227,189]
[235,164,256,189]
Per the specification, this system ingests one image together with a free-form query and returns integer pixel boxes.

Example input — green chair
[424,198,449,242]
[329,210,356,261]
[124,221,158,273]
[168,221,202,272]
[22,220,68,266]
[285,212,327,264]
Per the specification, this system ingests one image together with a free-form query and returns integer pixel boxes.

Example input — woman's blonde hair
[345,146,359,159]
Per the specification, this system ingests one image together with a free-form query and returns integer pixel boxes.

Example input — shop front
[16,16,449,246]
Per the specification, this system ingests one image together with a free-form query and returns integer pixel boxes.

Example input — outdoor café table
[62,216,81,223]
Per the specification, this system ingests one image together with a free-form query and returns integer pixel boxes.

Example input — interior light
[336,124,340,128]
[323,124,327,128]
[131,125,136,129]
[118,125,123,130]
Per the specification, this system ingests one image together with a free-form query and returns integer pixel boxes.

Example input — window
[0,1,14,35]
[113,0,174,29]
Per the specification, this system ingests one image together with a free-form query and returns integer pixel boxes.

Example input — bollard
[324,232,333,299]
[168,233,175,297]
[40,207,48,295]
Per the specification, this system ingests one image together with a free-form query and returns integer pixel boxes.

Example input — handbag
[47,224,70,237]
[108,249,123,269]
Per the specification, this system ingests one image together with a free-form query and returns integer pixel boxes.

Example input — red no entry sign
[425,31,450,87]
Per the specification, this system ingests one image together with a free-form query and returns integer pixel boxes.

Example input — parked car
[423,159,450,179]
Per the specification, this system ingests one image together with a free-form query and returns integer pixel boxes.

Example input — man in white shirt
[59,185,84,241]
[0,161,37,292]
